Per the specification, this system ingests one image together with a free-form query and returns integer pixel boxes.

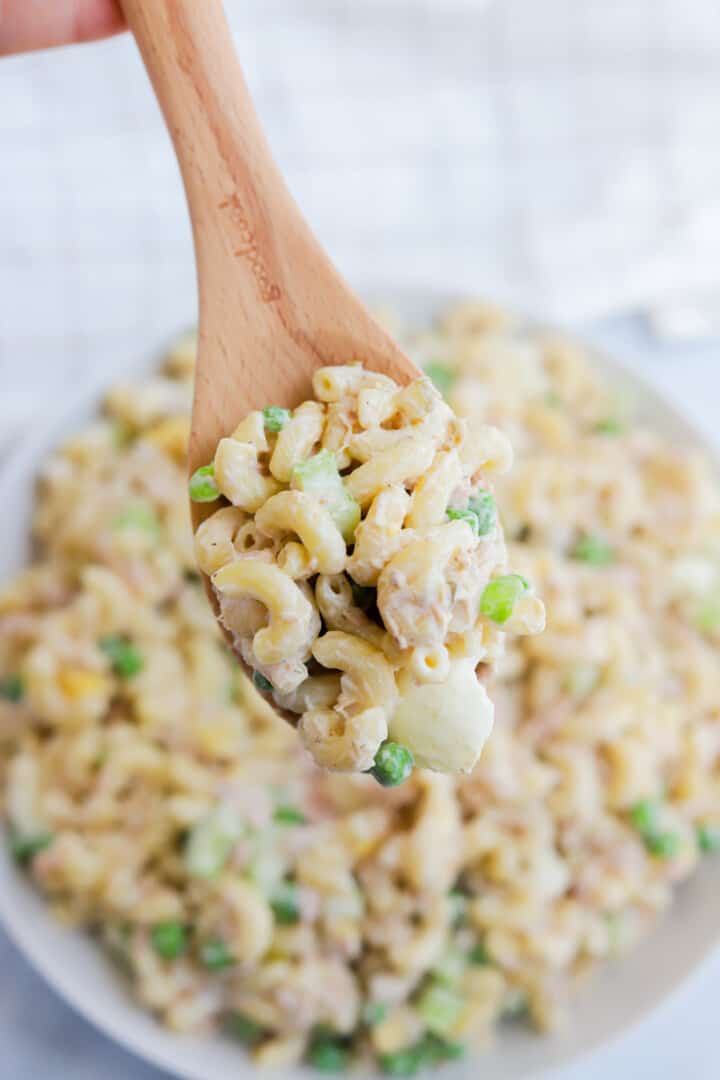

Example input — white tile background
[2,0,720,431]
[2,0,720,1076]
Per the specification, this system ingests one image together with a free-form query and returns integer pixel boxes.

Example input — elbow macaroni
[4,300,720,1071]
[195,364,544,774]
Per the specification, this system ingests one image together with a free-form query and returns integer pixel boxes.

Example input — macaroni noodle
[195,365,544,777]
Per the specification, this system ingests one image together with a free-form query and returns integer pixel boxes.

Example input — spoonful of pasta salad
[120,0,545,783]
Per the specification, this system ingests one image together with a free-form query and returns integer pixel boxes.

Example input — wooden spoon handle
[120,0,416,474]
[117,0,293,284]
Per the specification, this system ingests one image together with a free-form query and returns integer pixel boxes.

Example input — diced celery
[262,406,292,433]
[562,664,599,698]
[431,944,466,984]
[448,491,496,537]
[415,979,465,1037]
[113,501,160,540]
[696,594,720,634]
[246,847,286,896]
[362,1002,388,1027]
[446,508,479,534]
[291,450,361,542]
[184,806,243,879]
[467,491,496,536]
[572,534,614,565]
[200,938,234,970]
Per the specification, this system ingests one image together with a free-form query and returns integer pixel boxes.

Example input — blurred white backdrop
[2,0,720,440]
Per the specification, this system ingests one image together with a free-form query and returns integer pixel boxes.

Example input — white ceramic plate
[1,291,719,1080]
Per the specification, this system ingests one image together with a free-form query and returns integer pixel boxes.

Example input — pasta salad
[191,366,544,780]
[1,301,719,1076]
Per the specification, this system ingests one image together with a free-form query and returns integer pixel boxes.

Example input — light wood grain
[118,0,418,492]
[118,0,419,706]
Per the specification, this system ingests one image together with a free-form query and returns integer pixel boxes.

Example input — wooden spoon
[118,0,419,491]
[118,0,421,709]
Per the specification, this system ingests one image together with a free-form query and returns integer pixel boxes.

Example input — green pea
[252,671,273,693]
[645,832,681,858]
[422,1034,465,1063]
[469,942,491,966]
[200,938,234,970]
[188,463,219,502]
[572,534,614,565]
[424,363,455,397]
[379,1036,464,1076]
[479,574,529,624]
[271,880,300,925]
[10,830,53,864]
[273,806,307,826]
[628,799,661,835]
[362,1002,388,1027]
[262,406,292,433]
[0,674,24,703]
[369,742,414,788]
[379,1048,421,1076]
[307,1032,349,1073]
[150,921,187,960]
[226,1012,265,1045]
[99,635,144,678]
[697,824,720,853]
